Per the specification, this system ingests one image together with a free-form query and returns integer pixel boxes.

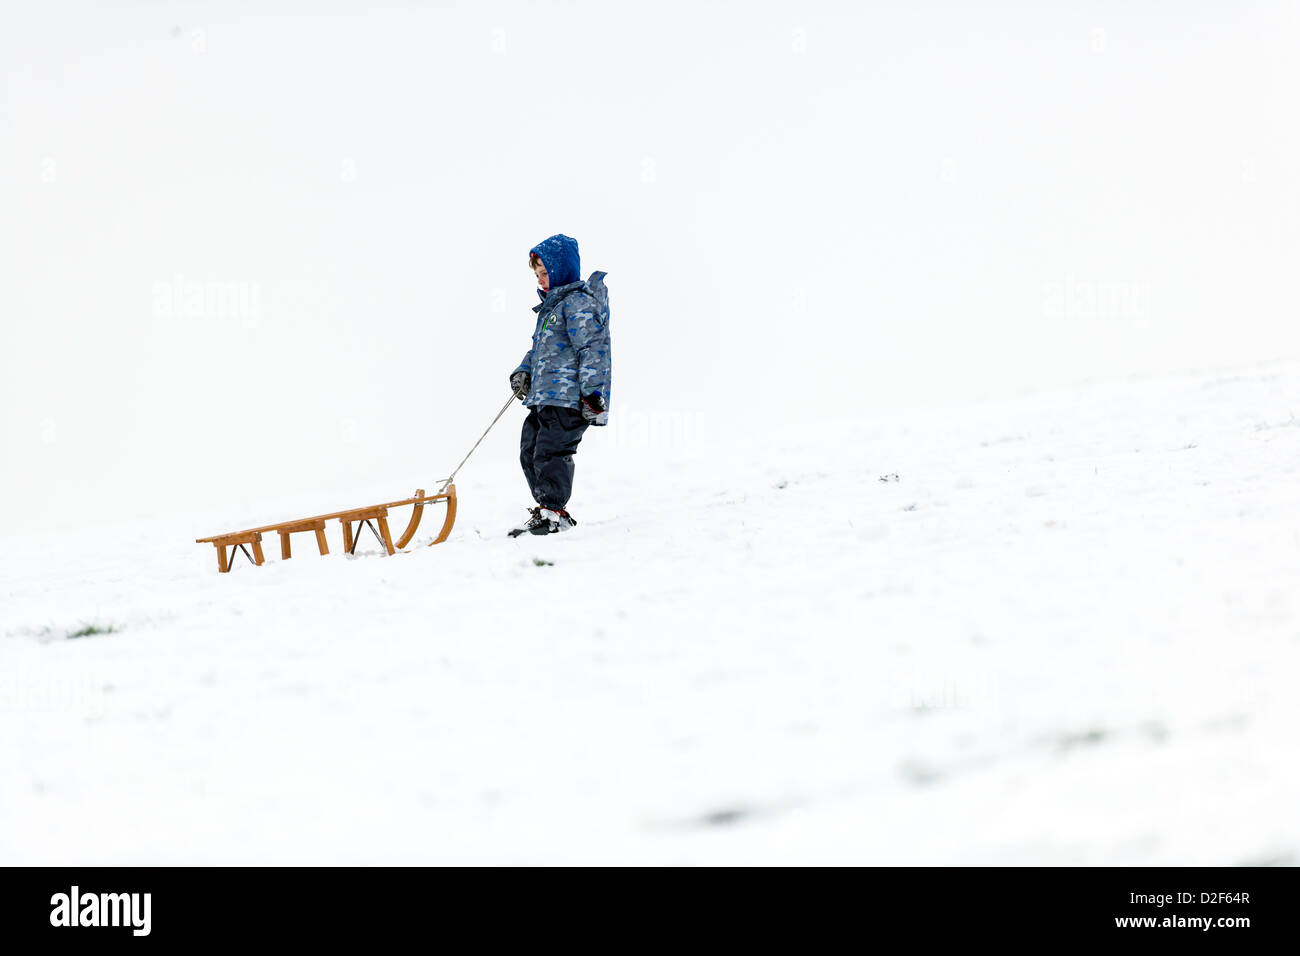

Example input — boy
[507,234,611,537]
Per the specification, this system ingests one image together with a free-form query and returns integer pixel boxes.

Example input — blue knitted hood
[530,234,581,291]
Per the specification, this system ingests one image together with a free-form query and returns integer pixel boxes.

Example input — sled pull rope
[436,392,520,495]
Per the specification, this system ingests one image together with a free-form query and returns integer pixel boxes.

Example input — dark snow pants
[520,405,590,511]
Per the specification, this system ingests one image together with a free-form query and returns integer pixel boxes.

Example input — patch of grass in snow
[66,622,119,640]
[1139,721,1169,743]
[900,760,943,787]
[698,807,752,827]
[532,557,554,567]
[1056,727,1107,752]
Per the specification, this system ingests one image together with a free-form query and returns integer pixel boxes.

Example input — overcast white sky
[2,1,1297,534]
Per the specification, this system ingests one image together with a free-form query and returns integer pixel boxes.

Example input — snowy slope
[2,361,1298,865]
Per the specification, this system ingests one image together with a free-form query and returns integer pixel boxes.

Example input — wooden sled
[196,485,457,573]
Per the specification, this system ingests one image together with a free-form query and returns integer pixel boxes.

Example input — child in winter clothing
[507,234,611,537]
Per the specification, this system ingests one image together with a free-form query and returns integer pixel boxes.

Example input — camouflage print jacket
[514,272,611,425]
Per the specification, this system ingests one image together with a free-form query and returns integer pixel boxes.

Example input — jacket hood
[530,234,581,289]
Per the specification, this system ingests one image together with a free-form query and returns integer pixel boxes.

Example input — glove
[510,370,530,400]
[579,392,606,423]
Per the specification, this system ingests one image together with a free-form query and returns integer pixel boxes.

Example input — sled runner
[195,485,457,573]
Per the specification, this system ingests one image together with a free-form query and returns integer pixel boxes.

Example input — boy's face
[533,260,549,292]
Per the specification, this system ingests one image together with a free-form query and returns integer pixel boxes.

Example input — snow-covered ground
[3,360,1297,865]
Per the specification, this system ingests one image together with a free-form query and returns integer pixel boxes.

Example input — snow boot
[507,506,577,537]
